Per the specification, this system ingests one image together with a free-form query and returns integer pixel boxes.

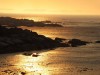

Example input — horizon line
[0,13,100,17]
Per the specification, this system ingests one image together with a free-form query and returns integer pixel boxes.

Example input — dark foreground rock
[0,25,92,54]
[68,39,89,47]
[0,25,68,54]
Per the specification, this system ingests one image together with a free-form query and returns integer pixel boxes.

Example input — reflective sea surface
[0,26,100,75]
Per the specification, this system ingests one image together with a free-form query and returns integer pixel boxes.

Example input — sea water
[0,15,100,75]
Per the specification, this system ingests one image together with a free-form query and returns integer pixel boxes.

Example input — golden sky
[0,0,100,15]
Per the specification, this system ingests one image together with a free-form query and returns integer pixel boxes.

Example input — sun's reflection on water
[15,52,50,75]
[13,49,72,75]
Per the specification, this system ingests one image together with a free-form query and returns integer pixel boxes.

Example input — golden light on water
[12,49,72,75]
[0,48,76,75]
[15,52,50,75]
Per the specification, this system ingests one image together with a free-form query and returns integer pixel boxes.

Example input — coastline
[0,25,68,54]
[0,25,100,75]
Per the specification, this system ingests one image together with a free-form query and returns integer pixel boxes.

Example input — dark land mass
[0,15,99,75]
[0,25,92,53]
[0,17,63,27]
[0,25,98,54]
[0,25,68,54]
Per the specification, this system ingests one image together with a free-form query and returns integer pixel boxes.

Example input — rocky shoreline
[0,25,99,54]
[0,25,68,54]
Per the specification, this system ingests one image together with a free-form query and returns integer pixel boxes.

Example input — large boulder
[68,39,89,47]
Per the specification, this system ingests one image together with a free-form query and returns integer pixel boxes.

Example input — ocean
[0,15,100,75]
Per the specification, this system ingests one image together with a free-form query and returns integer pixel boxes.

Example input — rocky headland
[0,25,99,54]
[0,25,67,54]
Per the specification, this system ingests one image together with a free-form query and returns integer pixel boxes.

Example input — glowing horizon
[0,0,100,15]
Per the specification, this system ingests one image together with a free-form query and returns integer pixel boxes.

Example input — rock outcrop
[95,41,100,43]
[55,37,66,42]
[0,25,67,54]
[68,39,89,47]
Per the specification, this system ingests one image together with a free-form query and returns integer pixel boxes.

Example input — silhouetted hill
[0,17,63,27]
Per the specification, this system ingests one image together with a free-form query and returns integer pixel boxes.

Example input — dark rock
[21,72,26,75]
[22,52,32,56]
[95,41,100,43]
[58,43,70,47]
[0,25,67,54]
[68,39,89,47]
[55,37,66,42]
[0,42,9,47]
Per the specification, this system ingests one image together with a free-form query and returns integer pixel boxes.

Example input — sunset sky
[0,0,100,15]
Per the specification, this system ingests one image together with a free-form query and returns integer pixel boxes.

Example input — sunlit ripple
[15,52,50,75]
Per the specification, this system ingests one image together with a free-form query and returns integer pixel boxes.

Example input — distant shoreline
[0,17,63,27]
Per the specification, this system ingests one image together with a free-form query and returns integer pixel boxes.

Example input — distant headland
[0,17,63,27]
